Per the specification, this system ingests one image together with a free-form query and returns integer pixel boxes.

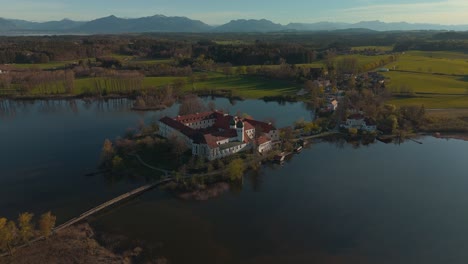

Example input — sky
[0,0,467,25]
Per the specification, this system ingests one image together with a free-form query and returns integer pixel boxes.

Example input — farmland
[383,51,468,109]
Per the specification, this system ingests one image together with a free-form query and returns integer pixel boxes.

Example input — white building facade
[158,111,279,160]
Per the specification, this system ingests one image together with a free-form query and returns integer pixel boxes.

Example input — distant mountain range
[1,15,468,35]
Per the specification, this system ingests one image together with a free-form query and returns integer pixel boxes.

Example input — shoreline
[0,94,134,101]
[429,132,468,142]
[0,223,136,264]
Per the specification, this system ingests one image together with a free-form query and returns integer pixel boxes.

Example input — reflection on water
[2,98,467,264]
[0,97,314,220]
[92,137,468,264]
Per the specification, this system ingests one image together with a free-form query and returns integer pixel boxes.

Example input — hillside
[1,15,468,34]
[214,19,283,32]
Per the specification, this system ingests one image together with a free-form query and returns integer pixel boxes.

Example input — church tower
[236,120,244,142]
[230,117,236,129]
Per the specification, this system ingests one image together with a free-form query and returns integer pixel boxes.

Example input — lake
[1,98,468,264]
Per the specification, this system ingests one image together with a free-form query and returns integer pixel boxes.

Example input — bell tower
[236,120,244,142]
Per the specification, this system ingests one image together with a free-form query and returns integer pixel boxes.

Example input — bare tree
[178,95,207,115]
[169,134,189,161]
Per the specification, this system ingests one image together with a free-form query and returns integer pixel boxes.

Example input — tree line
[0,212,56,255]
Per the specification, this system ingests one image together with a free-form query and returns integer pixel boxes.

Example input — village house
[158,111,279,160]
[325,97,339,112]
[313,79,331,89]
[341,113,377,132]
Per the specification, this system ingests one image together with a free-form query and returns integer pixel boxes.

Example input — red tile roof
[175,111,216,124]
[160,111,276,150]
[256,135,271,145]
[213,114,233,130]
[244,119,276,133]
[159,117,195,137]
[244,121,255,131]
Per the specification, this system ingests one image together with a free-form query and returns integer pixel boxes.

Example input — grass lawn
[384,71,468,109]
[389,95,468,109]
[383,71,468,95]
[385,51,468,75]
[127,58,173,65]
[297,54,393,70]
[143,76,183,87]
[190,73,300,98]
[382,50,468,109]
[27,71,300,98]
[426,109,468,118]
[235,54,393,72]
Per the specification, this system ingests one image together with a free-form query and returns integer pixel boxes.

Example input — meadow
[136,72,299,98]
[22,71,300,99]
[383,51,468,109]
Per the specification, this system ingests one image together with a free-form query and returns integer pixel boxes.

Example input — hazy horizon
[0,0,467,25]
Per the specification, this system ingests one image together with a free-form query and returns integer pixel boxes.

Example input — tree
[172,78,186,96]
[112,155,123,169]
[18,213,34,243]
[304,122,321,135]
[280,127,294,142]
[336,57,358,75]
[207,163,214,173]
[385,115,399,131]
[189,75,198,90]
[100,139,114,164]
[348,127,358,136]
[0,218,17,254]
[38,212,56,239]
[226,159,245,181]
[305,80,323,109]
[222,64,234,77]
[207,101,216,111]
[169,134,189,161]
[236,66,247,75]
[178,95,207,115]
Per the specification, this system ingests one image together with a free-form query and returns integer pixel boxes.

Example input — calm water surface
[1,98,468,264]
[0,98,312,219]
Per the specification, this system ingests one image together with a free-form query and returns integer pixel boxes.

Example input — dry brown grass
[1,223,129,264]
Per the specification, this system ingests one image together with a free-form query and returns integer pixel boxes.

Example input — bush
[348,128,358,135]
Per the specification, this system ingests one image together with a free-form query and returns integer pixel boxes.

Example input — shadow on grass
[201,76,299,94]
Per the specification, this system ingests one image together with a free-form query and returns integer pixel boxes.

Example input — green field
[128,58,173,65]
[24,71,300,98]
[388,95,468,109]
[385,51,468,75]
[383,71,468,95]
[144,72,300,98]
[351,46,394,52]
[383,51,468,108]
[189,72,299,97]
[235,54,393,71]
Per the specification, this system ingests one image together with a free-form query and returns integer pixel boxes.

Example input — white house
[158,111,279,160]
[341,114,377,132]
